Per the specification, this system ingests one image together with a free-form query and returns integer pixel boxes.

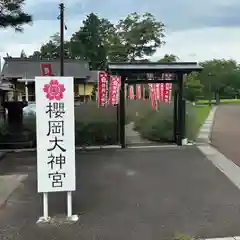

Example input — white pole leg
[66,191,78,222]
[43,192,49,219]
[37,192,50,223]
[67,191,72,218]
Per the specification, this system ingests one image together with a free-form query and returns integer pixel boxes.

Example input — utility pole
[59,3,64,76]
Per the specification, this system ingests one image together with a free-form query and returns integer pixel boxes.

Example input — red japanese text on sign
[109,75,121,105]
[98,71,108,107]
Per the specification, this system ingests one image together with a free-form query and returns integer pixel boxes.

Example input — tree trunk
[208,84,212,106]
[215,90,220,105]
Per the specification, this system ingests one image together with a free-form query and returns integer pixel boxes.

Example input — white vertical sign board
[35,76,75,193]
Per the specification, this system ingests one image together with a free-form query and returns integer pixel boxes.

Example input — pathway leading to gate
[125,122,152,145]
[211,104,240,167]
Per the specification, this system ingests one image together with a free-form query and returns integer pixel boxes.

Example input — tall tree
[199,59,238,104]
[158,54,179,62]
[30,12,166,65]
[29,51,41,59]
[184,72,203,103]
[29,32,70,59]
[114,12,165,61]
[70,13,111,69]
[0,0,32,31]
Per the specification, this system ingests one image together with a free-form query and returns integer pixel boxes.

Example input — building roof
[1,58,90,79]
[108,62,203,74]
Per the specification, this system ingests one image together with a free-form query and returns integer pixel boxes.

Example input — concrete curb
[0,174,28,208]
[204,237,240,240]
[196,105,240,195]
[198,144,240,191]
[196,106,218,144]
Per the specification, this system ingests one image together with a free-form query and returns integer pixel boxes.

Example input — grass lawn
[190,105,211,139]
[197,99,240,104]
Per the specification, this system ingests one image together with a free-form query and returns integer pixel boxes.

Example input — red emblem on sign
[43,80,65,101]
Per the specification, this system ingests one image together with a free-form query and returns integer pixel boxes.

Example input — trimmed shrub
[127,100,196,142]
[0,102,118,148]
[74,120,117,145]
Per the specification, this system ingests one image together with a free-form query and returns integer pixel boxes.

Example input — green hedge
[0,100,204,148]
[0,102,118,148]
[127,100,198,142]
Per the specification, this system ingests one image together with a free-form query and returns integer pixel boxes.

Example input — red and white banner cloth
[161,73,173,103]
[40,63,52,76]
[155,83,161,101]
[148,83,158,110]
[128,85,135,100]
[146,73,174,109]
[163,82,172,103]
[98,71,108,107]
[109,75,121,105]
[136,84,142,100]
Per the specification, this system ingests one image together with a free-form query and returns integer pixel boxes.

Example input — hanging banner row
[97,71,173,110]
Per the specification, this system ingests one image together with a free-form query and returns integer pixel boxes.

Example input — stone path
[125,122,152,145]
[196,106,217,144]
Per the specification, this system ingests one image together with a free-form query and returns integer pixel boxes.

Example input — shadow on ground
[1,147,240,240]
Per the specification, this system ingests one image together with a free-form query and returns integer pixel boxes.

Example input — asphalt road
[1,147,240,239]
[211,104,240,167]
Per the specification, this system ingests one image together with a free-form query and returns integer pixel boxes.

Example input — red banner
[159,83,164,101]
[136,84,142,100]
[148,83,157,110]
[142,85,146,99]
[98,71,108,107]
[163,83,172,103]
[109,75,121,105]
[155,83,161,101]
[128,85,135,100]
[40,63,52,76]
[161,73,173,103]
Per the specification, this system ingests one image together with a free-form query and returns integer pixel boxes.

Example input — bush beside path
[0,100,212,148]
[126,100,211,143]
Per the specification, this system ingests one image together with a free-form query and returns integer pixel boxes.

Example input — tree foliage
[29,32,70,59]
[70,13,110,69]
[31,12,165,68]
[115,12,165,61]
[184,73,203,102]
[158,54,178,62]
[28,11,240,103]
[198,59,238,104]
[0,0,32,31]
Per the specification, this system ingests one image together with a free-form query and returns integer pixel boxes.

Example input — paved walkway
[211,104,240,167]
[1,148,240,239]
[125,122,152,145]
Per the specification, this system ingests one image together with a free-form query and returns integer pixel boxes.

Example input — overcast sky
[1,0,240,63]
